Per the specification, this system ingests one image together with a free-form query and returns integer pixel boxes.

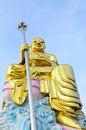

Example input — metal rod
[21,29,26,43]
[18,22,37,130]
[25,51,37,130]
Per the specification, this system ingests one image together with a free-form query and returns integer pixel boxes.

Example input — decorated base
[0,97,86,130]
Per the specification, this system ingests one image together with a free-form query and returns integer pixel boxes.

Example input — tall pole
[18,22,37,130]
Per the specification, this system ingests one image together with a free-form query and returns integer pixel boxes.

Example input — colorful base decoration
[0,97,85,130]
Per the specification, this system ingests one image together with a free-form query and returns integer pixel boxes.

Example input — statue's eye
[33,41,37,43]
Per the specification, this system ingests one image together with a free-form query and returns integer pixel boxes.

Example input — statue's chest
[29,52,49,60]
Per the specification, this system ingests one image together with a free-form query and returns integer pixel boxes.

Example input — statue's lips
[35,46,44,50]
[36,45,43,47]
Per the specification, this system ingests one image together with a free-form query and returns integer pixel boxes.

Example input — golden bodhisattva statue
[6,37,84,129]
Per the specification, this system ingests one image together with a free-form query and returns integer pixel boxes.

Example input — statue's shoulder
[47,53,58,64]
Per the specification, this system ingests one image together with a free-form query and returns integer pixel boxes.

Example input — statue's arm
[19,43,29,65]
[48,54,59,66]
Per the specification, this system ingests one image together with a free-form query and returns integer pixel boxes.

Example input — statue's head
[30,37,46,52]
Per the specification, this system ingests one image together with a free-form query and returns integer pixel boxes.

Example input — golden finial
[18,21,28,43]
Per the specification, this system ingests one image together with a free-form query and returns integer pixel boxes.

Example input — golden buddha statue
[5,37,84,129]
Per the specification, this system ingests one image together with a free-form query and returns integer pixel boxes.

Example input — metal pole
[25,51,37,130]
[18,22,37,130]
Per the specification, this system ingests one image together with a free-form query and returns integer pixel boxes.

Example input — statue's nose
[37,42,41,45]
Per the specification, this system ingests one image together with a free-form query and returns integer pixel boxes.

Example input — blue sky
[0,0,86,114]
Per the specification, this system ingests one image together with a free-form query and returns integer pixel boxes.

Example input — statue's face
[31,38,46,52]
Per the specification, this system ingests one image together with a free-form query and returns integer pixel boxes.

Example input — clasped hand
[20,43,29,52]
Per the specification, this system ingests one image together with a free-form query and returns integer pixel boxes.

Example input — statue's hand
[19,43,29,64]
[20,43,29,53]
